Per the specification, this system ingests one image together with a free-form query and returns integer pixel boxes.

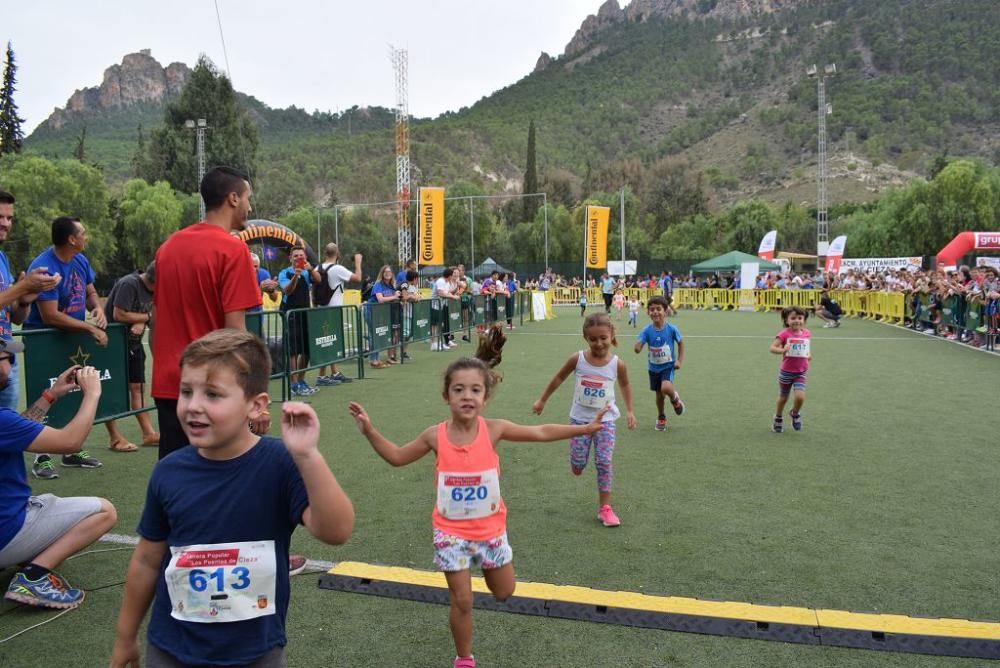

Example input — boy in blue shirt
[110,329,354,667]
[634,296,685,431]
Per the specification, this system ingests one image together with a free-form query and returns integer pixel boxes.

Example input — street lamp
[185,118,210,219]
[807,63,835,257]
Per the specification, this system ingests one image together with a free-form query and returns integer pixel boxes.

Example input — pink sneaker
[598,504,621,527]
[571,464,584,476]
[454,656,476,668]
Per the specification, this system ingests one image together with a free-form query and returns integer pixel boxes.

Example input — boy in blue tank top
[635,296,685,431]
[110,330,354,668]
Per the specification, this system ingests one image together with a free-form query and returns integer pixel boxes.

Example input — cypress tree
[522,119,539,222]
[0,42,26,156]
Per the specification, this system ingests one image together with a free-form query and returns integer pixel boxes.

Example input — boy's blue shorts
[648,367,675,391]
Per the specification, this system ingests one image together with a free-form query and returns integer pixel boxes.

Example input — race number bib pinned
[437,469,501,520]
[574,376,613,409]
[786,338,810,358]
[164,541,277,624]
[648,345,672,365]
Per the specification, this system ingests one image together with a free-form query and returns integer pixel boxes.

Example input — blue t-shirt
[395,269,408,285]
[0,251,13,340]
[137,437,309,666]
[506,279,517,294]
[637,322,683,372]
[256,268,271,285]
[369,281,396,304]
[0,409,46,550]
[24,248,96,327]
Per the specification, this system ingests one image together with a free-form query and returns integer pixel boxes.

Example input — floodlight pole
[542,192,549,271]
[185,118,210,220]
[469,198,475,278]
[620,187,626,274]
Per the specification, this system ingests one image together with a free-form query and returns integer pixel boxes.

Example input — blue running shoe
[5,571,85,609]
[790,412,802,431]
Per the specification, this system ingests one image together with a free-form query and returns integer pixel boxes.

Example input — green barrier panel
[472,296,486,325]
[246,312,263,339]
[306,306,347,365]
[964,299,983,332]
[368,302,394,353]
[410,300,432,341]
[918,294,934,324]
[21,325,129,427]
[940,295,960,327]
[497,297,507,322]
[448,301,463,331]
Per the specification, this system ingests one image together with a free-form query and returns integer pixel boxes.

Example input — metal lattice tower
[391,46,411,266]
[817,78,829,250]
[811,63,835,255]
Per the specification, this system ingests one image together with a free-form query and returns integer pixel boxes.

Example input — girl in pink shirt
[349,325,605,668]
[769,305,812,433]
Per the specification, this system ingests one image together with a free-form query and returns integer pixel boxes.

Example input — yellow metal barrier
[674,289,904,325]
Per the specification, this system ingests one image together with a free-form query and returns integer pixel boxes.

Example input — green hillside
[23,0,1000,213]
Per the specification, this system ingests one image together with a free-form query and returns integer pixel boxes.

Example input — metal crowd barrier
[15,293,547,417]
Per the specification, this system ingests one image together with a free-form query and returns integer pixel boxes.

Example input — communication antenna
[390,45,411,266]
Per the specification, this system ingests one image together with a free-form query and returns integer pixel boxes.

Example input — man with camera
[278,246,320,395]
[0,340,117,609]
[314,243,361,386]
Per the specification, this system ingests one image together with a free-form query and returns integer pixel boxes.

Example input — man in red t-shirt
[151,166,263,461]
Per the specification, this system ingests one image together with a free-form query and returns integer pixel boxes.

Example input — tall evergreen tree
[73,125,87,163]
[522,120,539,222]
[0,42,26,156]
[131,124,148,179]
[145,55,259,193]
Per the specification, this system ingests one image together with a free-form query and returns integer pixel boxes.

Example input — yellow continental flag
[585,206,610,269]
[418,187,445,266]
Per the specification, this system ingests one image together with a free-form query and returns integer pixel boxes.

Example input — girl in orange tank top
[348,327,606,668]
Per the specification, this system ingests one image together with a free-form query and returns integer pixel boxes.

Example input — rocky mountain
[555,0,803,62]
[41,50,190,131]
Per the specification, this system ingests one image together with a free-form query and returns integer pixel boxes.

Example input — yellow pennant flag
[418,187,445,266]
[585,206,610,269]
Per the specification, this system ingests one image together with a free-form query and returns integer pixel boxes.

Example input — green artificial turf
[1,307,997,667]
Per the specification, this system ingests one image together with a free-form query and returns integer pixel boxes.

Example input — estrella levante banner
[418,187,445,266]
[585,206,610,269]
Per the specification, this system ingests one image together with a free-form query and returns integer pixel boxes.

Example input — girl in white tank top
[532,314,636,527]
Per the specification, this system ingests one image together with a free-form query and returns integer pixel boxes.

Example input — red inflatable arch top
[936,232,1000,270]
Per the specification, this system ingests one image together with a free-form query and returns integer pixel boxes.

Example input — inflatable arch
[237,219,318,266]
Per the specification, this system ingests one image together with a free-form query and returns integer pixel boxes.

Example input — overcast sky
[4,0,614,134]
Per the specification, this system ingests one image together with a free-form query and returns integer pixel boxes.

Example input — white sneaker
[447,341,458,349]
[431,342,441,351]
[823,323,834,328]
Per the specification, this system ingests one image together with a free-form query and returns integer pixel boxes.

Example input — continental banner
[585,206,610,269]
[418,187,445,266]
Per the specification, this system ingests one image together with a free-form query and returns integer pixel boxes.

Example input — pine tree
[73,125,87,162]
[0,42,26,156]
[522,119,539,222]
[131,124,148,179]
[146,55,259,193]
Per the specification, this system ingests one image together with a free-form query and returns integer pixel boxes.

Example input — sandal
[141,433,160,447]
[109,438,138,453]
[369,360,389,369]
